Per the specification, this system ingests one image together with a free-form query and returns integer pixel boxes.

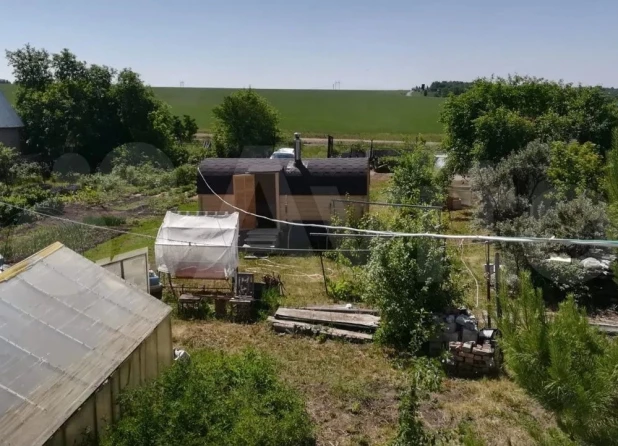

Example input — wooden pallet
[275,308,379,332]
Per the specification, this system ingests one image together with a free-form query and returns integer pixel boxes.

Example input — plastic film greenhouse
[155,211,240,279]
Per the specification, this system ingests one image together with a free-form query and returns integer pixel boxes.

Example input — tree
[390,145,444,206]
[471,140,551,228]
[547,141,603,199]
[5,45,195,169]
[212,89,280,158]
[363,221,463,352]
[172,114,198,143]
[427,80,472,97]
[441,76,618,173]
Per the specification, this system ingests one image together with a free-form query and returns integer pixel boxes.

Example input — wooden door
[233,174,257,230]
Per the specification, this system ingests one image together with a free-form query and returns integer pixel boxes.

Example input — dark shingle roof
[0,92,23,129]
[198,157,369,196]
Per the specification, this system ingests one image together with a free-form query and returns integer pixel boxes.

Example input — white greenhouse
[0,243,173,446]
[155,211,239,280]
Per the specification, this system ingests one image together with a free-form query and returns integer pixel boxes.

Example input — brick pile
[447,341,497,376]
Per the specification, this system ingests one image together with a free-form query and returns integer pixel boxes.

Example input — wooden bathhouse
[196,154,370,248]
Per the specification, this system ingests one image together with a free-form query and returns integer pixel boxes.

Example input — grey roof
[0,243,172,446]
[198,157,369,196]
[0,92,23,129]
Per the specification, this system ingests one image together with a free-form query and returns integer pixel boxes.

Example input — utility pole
[495,252,502,320]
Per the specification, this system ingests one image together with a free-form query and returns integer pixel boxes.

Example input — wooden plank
[275,308,379,331]
[233,174,256,230]
[267,317,373,343]
[302,305,379,315]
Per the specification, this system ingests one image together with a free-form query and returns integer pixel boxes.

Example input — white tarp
[155,212,239,279]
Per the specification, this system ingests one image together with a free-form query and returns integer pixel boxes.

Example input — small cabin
[197,157,370,248]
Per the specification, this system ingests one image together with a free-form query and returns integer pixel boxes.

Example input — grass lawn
[1,84,445,140]
[56,174,564,445]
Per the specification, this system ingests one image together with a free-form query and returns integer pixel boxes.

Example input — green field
[0,84,445,139]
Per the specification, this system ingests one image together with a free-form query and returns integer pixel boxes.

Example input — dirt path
[195,133,439,147]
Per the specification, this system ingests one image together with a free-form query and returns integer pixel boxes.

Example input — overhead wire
[0,200,367,253]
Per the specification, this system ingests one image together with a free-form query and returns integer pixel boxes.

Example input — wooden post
[319,252,330,297]
[495,252,502,320]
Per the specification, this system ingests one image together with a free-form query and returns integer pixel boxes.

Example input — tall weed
[101,349,315,446]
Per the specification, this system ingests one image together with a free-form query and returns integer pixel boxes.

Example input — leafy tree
[604,129,618,236]
[172,114,199,143]
[441,76,618,173]
[363,220,463,352]
[547,140,603,199]
[390,144,445,206]
[212,89,280,157]
[5,45,195,169]
[472,107,536,163]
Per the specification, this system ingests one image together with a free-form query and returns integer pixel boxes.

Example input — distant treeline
[409,81,472,97]
[0,79,10,84]
[411,80,618,98]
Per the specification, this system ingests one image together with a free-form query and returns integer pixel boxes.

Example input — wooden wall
[44,315,173,446]
[199,193,367,223]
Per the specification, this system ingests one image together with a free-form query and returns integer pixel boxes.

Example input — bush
[101,349,315,446]
[326,276,363,302]
[363,232,463,353]
[32,197,64,216]
[498,271,618,445]
[390,145,445,206]
[173,164,196,187]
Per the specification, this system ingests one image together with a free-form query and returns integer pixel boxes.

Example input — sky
[1,0,617,90]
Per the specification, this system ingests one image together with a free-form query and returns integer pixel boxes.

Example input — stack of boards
[268,305,379,343]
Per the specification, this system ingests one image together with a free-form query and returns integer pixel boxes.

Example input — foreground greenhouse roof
[0,242,171,445]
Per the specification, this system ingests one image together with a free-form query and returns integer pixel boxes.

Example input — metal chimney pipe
[294,132,302,166]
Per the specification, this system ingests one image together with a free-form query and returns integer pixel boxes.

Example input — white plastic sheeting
[155,211,239,279]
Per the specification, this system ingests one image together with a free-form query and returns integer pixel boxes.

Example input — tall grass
[100,349,315,446]
[498,271,618,445]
